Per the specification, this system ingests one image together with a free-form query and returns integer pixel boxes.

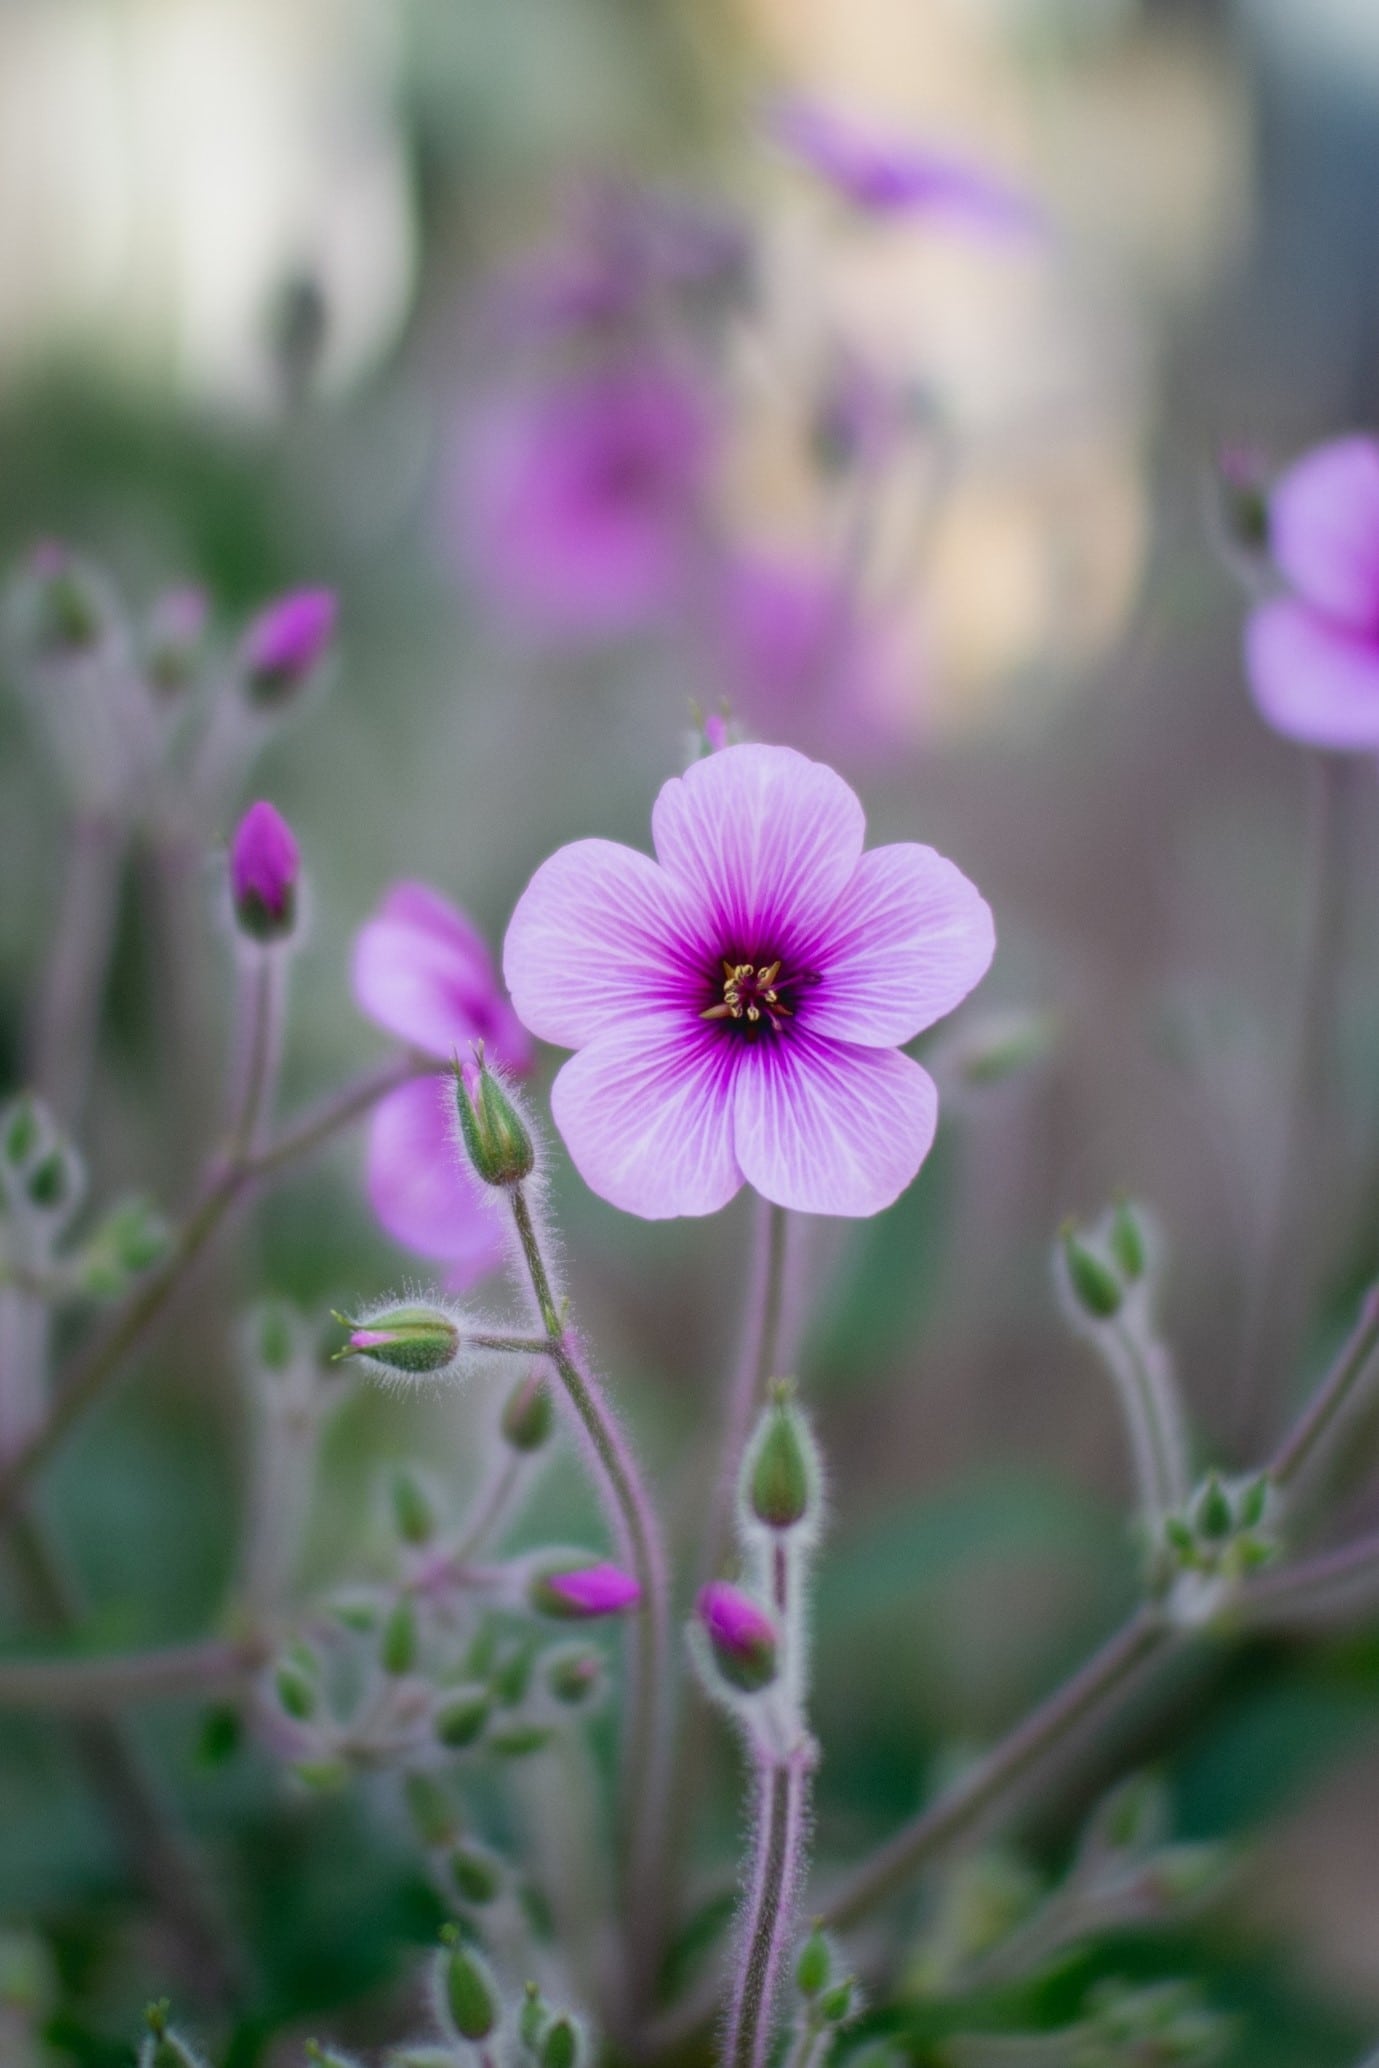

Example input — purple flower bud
[230,800,300,942]
[531,1558,641,1620]
[696,1581,778,1693]
[241,587,336,705]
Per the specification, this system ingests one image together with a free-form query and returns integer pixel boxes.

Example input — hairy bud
[1060,1223,1123,1321]
[230,801,300,943]
[501,1369,554,1451]
[437,1930,499,2043]
[529,1558,640,1620]
[696,1581,779,1694]
[746,1381,816,1532]
[335,1304,462,1379]
[454,1051,535,1188]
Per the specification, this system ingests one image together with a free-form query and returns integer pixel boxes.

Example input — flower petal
[352,882,529,1067]
[650,742,865,949]
[733,1033,937,1216]
[503,838,697,1048]
[1270,434,1379,632]
[549,1015,743,1218]
[1245,598,1379,751]
[802,842,995,1047]
[364,1077,506,1289]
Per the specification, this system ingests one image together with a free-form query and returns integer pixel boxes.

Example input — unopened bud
[796,1924,830,1997]
[230,800,300,942]
[530,1558,641,1620]
[241,587,336,707]
[1061,1224,1123,1321]
[1109,1197,1147,1282]
[405,1771,459,1847]
[438,1930,498,2044]
[520,1982,549,2053]
[381,1598,419,1676]
[492,1639,536,1707]
[542,2014,583,2068]
[546,1646,602,1705]
[454,1052,534,1188]
[488,1721,553,1758]
[747,1383,815,1532]
[274,1646,319,1722]
[26,1143,81,1216]
[1194,1475,1233,1542]
[501,1369,554,1451]
[77,1194,169,1298]
[450,1843,502,1905]
[391,1468,438,1546]
[434,1686,491,1750]
[696,1581,778,1693]
[819,1979,856,2026]
[336,1304,461,1378]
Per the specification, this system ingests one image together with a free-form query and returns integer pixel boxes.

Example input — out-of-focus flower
[241,587,337,706]
[531,1559,641,1619]
[770,94,1040,235]
[229,799,299,941]
[1245,435,1379,750]
[450,362,713,640]
[503,742,994,1219]
[696,1581,779,1693]
[352,884,530,1287]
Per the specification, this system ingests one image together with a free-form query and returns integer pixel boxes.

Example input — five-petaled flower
[503,742,994,1219]
[351,883,531,1288]
[1244,433,1379,751]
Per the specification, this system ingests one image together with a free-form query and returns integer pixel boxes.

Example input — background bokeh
[5,0,1379,2062]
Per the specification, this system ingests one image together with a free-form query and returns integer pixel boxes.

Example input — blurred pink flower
[1245,435,1379,750]
[769,95,1041,236]
[241,587,337,701]
[534,1559,642,1619]
[352,883,531,1288]
[503,742,994,1219]
[452,363,713,639]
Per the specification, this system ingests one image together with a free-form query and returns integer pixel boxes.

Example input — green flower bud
[545,1646,602,1706]
[1061,1224,1123,1320]
[336,1304,462,1378]
[747,1382,814,1532]
[1194,1474,1233,1542]
[2,1096,41,1168]
[439,1931,498,2043]
[450,1843,502,1905]
[391,1468,438,1546]
[1109,1196,1148,1281]
[26,1143,81,1216]
[542,2014,582,2068]
[492,1639,536,1707]
[1237,1475,1269,1530]
[292,1759,349,1790]
[795,1923,830,1997]
[405,1771,459,1847]
[819,1979,855,2026]
[488,1722,552,1758]
[77,1195,169,1297]
[501,1369,554,1451]
[274,1659,317,1722]
[454,1052,534,1188]
[434,1686,491,1750]
[520,1981,549,2053]
[381,1598,419,1677]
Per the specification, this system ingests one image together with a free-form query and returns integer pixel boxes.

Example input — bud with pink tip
[529,1557,641,1620]
[230,800,300,942]
[696,1581,779,1693]
[241,587,336,706]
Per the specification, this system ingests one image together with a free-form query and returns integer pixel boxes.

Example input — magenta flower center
[701,955,803,1035]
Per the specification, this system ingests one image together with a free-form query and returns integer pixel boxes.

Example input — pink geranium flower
[503,743,993,1219]
[352,884,532,1288]
[1244,434,1379,750]
[770,94,1040,237]
[451,363,712,639]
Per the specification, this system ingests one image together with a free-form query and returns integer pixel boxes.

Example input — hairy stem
[725,1745,813,2068]
[701,1199,791,1585]
[1269,1281,1379,1495]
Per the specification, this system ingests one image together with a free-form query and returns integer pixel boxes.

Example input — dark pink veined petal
[364,1077,507,1289]
[352,882,530,1068]
[650,742,865,949]
[549,1014,743,1218]
[733,1032,937,1216]
[503,837,698,1048]
[1269,434,1379,634]
[1245,598,1379,751]
[802,842,995,1047]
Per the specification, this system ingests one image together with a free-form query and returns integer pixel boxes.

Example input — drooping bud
[454,1051,535,1189]
[529,1558,641,1620]
[391,1468,439,1546]
[545,1646,602,1706]
[746,1382,816,1533]
[335,1304,462,1379]
[140,2001,210,2068]
[434,1686,491,1750]
[230,800,300,943]
[437,1929,499,2044]
[1060,1223,1123,1321]
[501,1368,554,1451]
[696,1581,778,1694]
[241,587,337,707]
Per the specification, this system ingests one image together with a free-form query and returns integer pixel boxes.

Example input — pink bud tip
[544,1562,641,1617]
[230,800,300,936]
[697,1581,776,1654]
[242,586,337,691]
[703,712,729,751]
[348,1329,390,1351]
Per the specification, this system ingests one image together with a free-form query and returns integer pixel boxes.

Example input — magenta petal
[352,882,530,1068]
[650,742,865,945]
[230,800,299,915]
[1269,435,1379,633]
[549,1015,743,1218]
[803,843,995,1047]
[770,95,1039,235]
[1245,598,1379,751]
[503,837,698,1048]
[546,1562,641,1616]
[364,1078,506,1287]
[733,1034,937,1216]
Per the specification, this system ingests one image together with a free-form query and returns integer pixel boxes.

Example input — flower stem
[724,1743,814,2068]
[226,948,287,1163]
[1268,1281,1379,1495]
[701,1198,791,1587]
[0,1635,262,1710]
[507,1184,672,1987]
[818,1607,1170,1931]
